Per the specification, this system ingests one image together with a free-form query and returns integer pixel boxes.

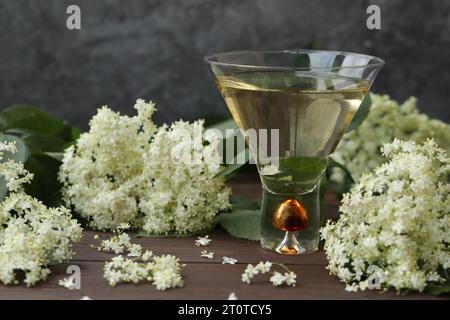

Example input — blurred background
[0,0,449,129]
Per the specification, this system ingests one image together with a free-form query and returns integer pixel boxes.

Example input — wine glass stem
[275,231,305,255]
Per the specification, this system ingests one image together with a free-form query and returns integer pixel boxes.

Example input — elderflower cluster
[0,141,82,286]
[331,94,450,185]
[321,139,449,292]
[151,255,184,290]
[98,228,184,290]
[59,99,231,233]
[241,261,297,287]
[0,142,33,191]
[94,222,140,255]
[103,255,152,287]
[103,252,184,290]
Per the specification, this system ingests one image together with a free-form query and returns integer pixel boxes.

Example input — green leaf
[216,163,244,180]
[425,283,450,296]
[0,104,79,142]
[328,158,355,184]
[203,114,229,127]
[208,118,249,180]
[305,39,321,50]
[230,195,260,210]
[23,153,63,206]
[71,126,81,141]
[207,118,239,140]
[21,133,66,153]
[326,158,356,196]
[44,152,64,162]
[137,216,220,238]
[0,106,79,205]
[263,157,328,192]
[4,128,35,136]
[0,179,6,202]
[279,157,328,175]
[346,94,372,132]
[219,209,260,241]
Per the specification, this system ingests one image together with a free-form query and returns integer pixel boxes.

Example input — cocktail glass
[205,50,384,254]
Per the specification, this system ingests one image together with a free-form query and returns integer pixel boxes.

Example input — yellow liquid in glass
[216,71,369,194]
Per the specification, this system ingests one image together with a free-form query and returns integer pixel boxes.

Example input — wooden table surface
[0,173,445,300]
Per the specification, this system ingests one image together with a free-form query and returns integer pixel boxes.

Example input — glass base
[259,183,321,255]
[260,234,319,255]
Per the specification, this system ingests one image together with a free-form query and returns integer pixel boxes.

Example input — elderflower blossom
[151,255,184,290]
[96,232,132,254]
[103,253,184,290]
[100,228,183,290]
[0,141,34,191]
[222,257,238,265]
[283,272,297,287]
[59,99,230,233]
[94,228,148,259]
[141,250,154,261]
[321,139,450,292]
[269,271,297,287]
[227,292,238,300]
[195,235,212,247]
[116,223,131,231]
[256,261,273,273]
[331,94,450,186]
[242,264,262,284]
[241,261,296,287]
[200,250,214,259]
[270,272,287,286]
[103,255,152,286]
[0,141,82,286]
[269,272,297,287]
[127,244,143,257]
[58,276,77,290]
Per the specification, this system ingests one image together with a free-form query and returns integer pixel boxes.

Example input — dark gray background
[0,0,449,129]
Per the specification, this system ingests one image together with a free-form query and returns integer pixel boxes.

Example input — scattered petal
[195,235,212,247]
[222,257,238,265]
[201,250,214,259]
[59,276,77,290]
[227,292,238,300]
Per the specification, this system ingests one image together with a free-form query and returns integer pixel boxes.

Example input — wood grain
[0,173,445,300]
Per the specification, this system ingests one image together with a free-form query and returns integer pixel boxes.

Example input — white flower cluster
[0,141,82,286]
[59,99,231,233]
[104,254,185,290]
[321,139,449,292]
[0,141,33,191]
[241,261,297,287]
[94,224,143,257]
[98,228,184,290]
[331,94,450,184]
